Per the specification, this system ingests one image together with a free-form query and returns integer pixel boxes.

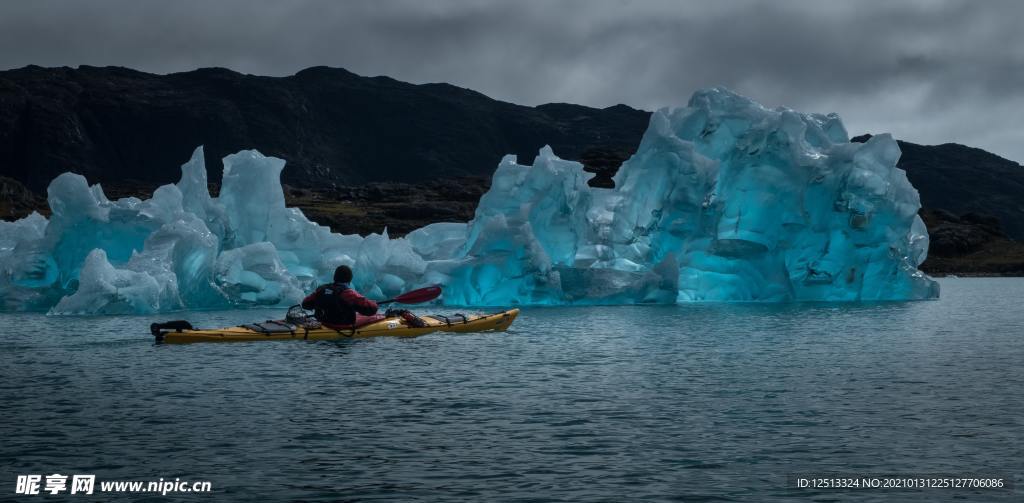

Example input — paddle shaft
[379,285,442,305]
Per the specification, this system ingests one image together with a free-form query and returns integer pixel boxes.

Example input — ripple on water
[0,278,1021,501]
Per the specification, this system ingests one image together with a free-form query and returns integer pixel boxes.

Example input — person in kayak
[301,265,379,327]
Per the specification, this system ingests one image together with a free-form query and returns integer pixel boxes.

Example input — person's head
[334,265,353,284]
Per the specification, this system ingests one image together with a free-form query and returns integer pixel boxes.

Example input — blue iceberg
[0,88,938,314]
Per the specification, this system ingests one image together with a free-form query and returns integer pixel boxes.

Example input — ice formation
[0,88,938,314]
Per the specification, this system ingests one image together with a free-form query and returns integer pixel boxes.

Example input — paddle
[287,285,441,318]
[380,285,442,305]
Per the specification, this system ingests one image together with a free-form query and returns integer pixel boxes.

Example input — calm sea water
[1,278,1021,502]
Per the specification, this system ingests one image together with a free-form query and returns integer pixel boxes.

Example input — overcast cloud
[2,0,1021,162]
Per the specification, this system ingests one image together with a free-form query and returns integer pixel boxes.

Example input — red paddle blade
[391,285,442,304]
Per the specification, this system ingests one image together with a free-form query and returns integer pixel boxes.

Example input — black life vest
[311,282,357,326]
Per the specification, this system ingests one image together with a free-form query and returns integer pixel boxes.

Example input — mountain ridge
[0,64,650,191]
[1,65,1023,255]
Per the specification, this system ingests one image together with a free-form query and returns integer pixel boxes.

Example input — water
[1,278,1021,502]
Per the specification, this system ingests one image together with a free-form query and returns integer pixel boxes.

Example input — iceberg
[0,87,938,314]
[441,88,937,303]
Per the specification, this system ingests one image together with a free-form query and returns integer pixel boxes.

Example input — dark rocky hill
[0,65,649,191]
[1,65,1022,274]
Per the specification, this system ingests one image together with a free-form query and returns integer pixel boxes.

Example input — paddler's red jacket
[301,282,378,327]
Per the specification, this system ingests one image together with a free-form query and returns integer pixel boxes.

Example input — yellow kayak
[150,309,519,344]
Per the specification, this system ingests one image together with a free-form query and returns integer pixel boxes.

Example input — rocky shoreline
[917,208,1024,276]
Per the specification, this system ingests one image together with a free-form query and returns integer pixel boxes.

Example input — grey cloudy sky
[2,0,1022,162]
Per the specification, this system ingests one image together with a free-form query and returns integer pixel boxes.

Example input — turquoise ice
[0,88,938,313]
[444,88,937,304]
